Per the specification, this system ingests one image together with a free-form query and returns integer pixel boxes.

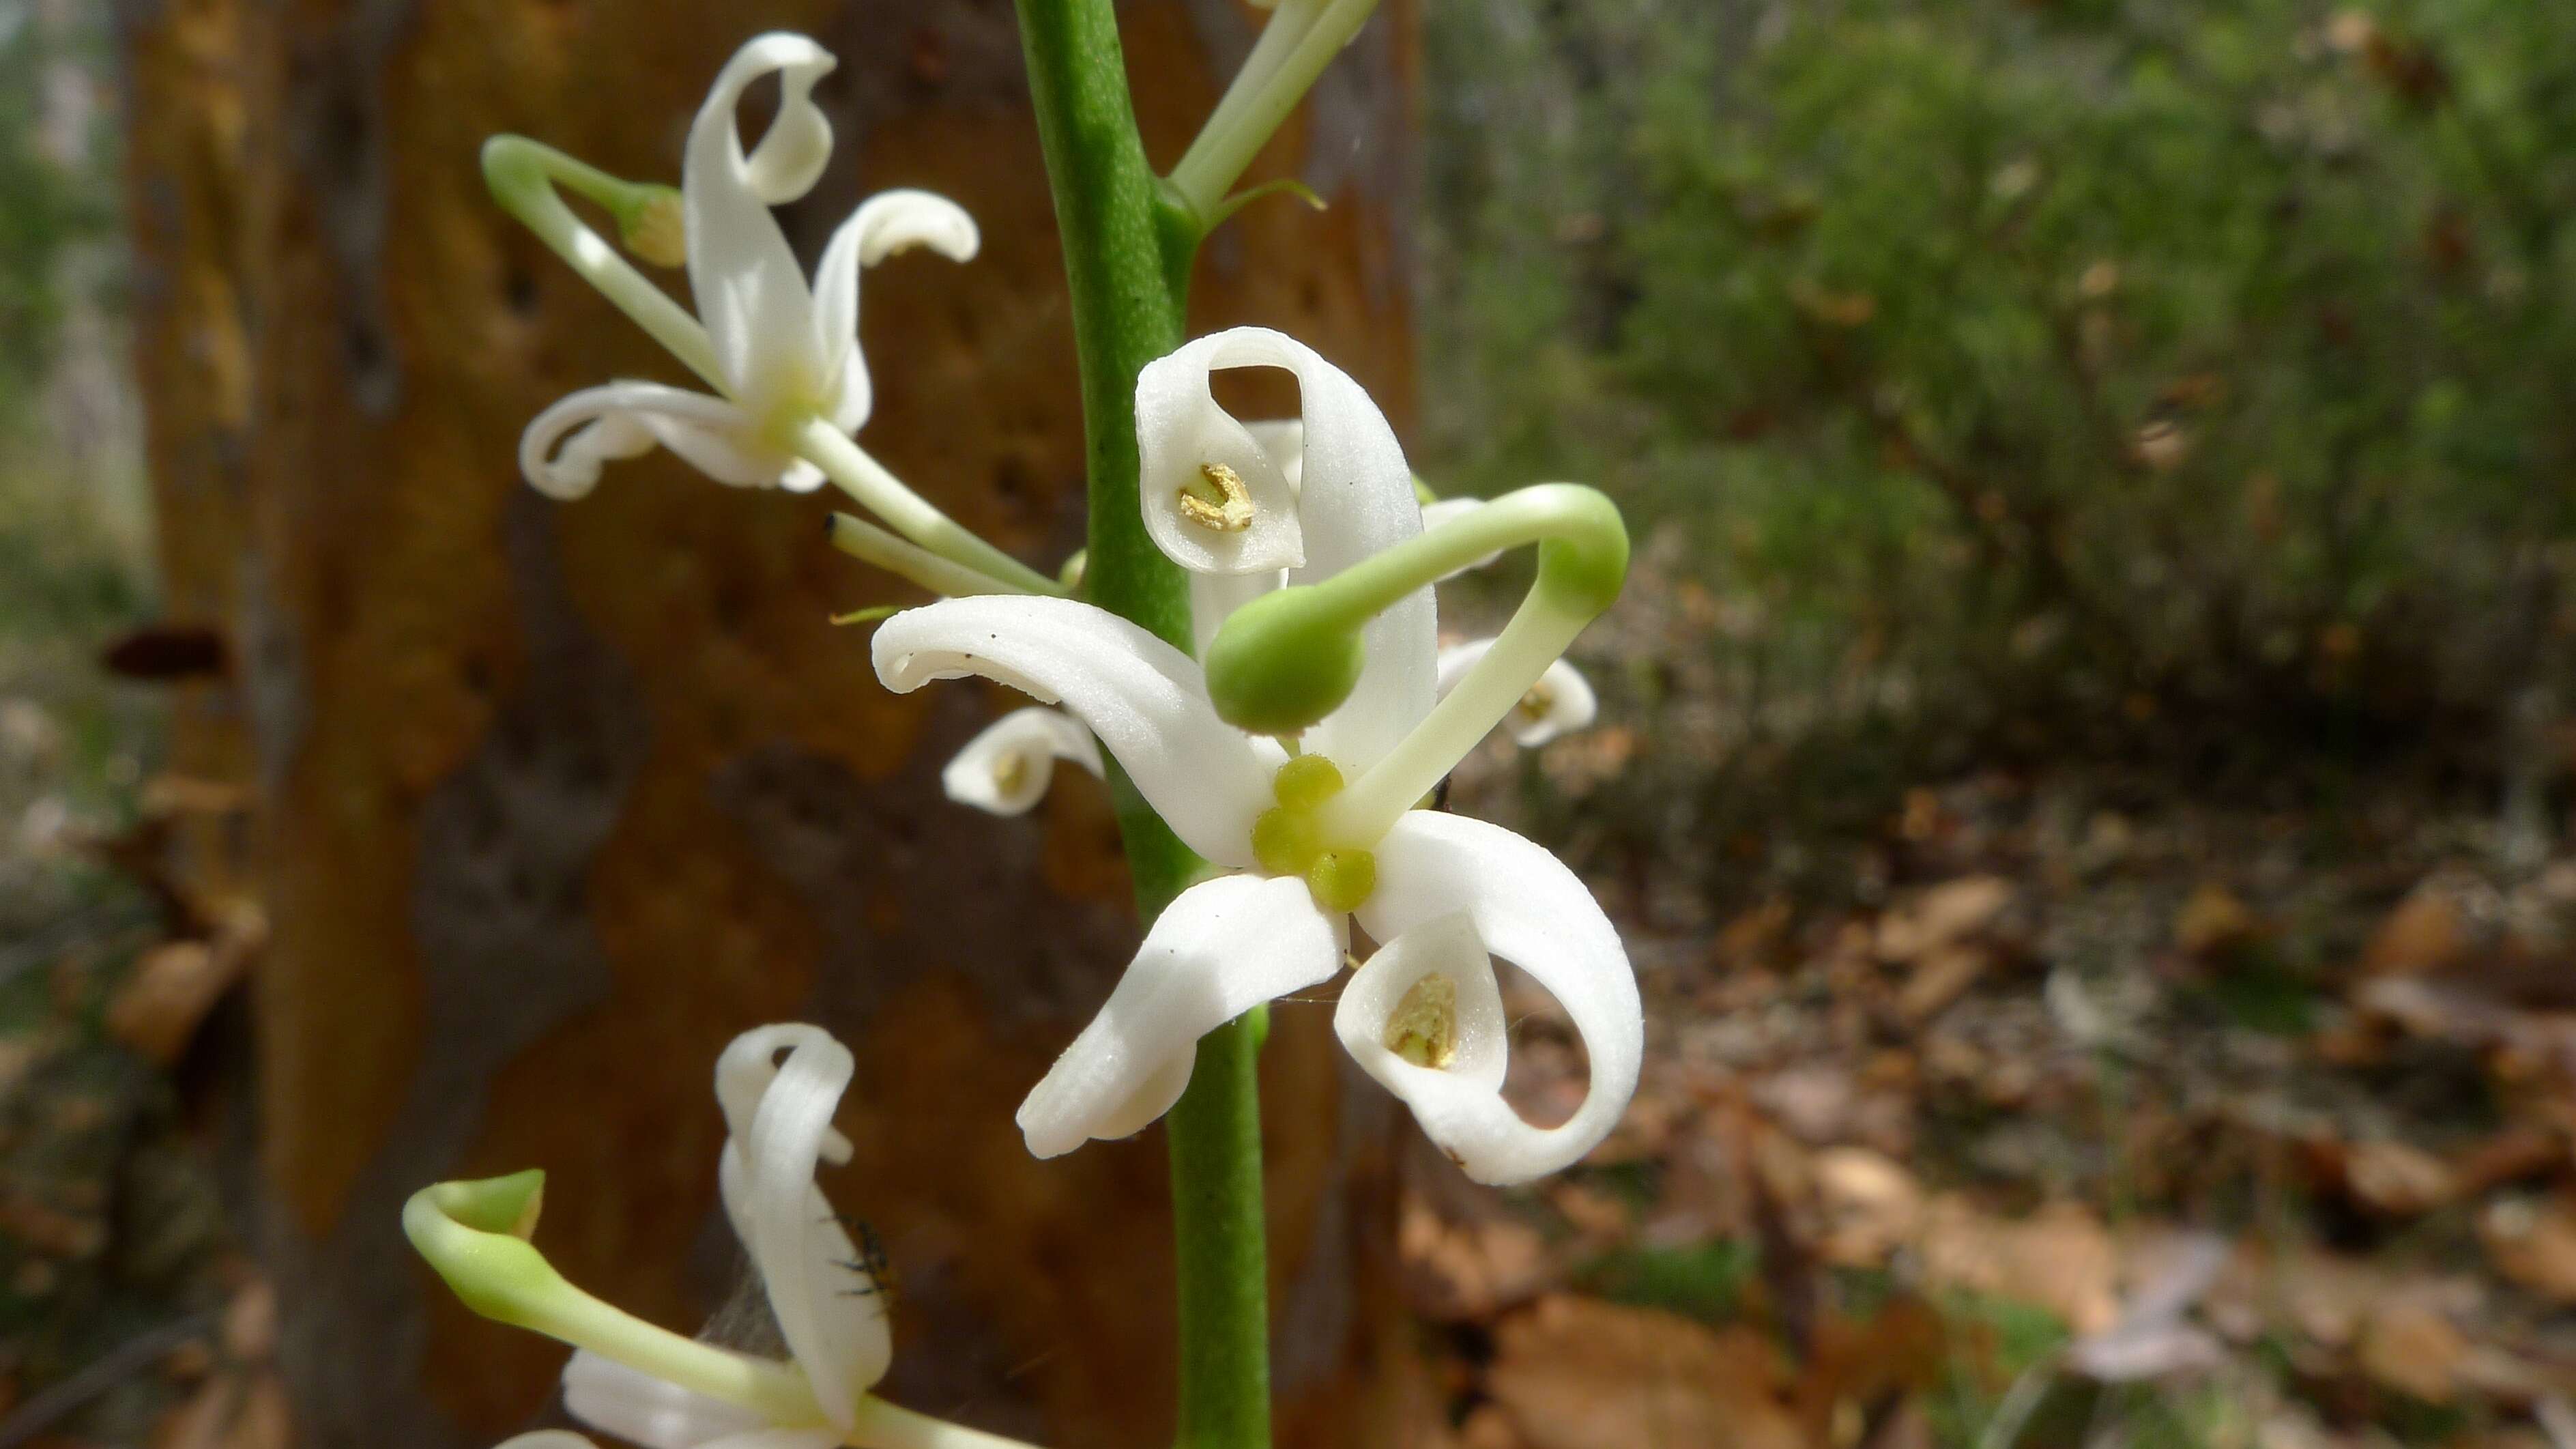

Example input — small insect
[830,1214,900,1309]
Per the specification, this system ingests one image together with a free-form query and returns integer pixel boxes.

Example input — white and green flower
[512,34,976,500]
[873,328,1640,1185]
[408,1026,1026,1449]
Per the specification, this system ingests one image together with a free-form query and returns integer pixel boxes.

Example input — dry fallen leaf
[2343,1138,2461,1217]
[1920,1196,2120,1335]
[1488,1295,1806,1449]
[1876,876,2014,964]
[2176,883,2259,957]
[1894,944,1990,1024]
[1401,1197,1553,1323]
[2480,1196,2576,1304]
[2362,873,2491,977]
[1812,1147,1923,1267]
[2357,1300,2466,1404]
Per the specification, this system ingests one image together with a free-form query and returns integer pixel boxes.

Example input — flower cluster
[422,21,1643,1446]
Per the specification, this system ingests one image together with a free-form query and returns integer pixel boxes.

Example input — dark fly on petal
[832,1214,899,1308]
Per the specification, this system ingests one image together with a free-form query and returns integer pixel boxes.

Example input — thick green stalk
[1012,4,1270,1448]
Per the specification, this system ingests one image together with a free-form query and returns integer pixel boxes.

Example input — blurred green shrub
[1423,0,2576,878]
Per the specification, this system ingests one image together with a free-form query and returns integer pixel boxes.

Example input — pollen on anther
[1384,973,1460,1070]
[1178,461,1256,532]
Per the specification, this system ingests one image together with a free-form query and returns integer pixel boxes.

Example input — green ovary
[1249,754,1377,910]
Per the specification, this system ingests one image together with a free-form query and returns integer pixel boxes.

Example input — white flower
[942,706,1103,816]
[519,34,977,500]
[556,1024,887,1448]
[873,328,1639,1186]
[1438,640,1597,747]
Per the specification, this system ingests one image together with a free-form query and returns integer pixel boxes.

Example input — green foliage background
[1423,0,2576,880]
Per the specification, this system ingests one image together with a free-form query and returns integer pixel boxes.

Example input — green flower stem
[1013,2,1271,1447]
[481,137,719,384]
[1203,483,1629,844]
[798,422,1067,597]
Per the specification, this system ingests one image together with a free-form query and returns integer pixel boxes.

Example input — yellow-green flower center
[1251,754,1377,913]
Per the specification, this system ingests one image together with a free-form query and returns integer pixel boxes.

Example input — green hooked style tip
[1202,482,1631,736]
[403,1171,564,1328]
[1203,585,1369,734]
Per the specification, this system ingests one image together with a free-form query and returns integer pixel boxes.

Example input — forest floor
[1416,740,2576,1449]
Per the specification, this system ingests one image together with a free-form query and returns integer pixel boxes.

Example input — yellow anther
[1514,679,1557,727]
[992,751,1030,798]
[620,186,687,268]
[1178,461,1256,532]
[1383,974,1459,1070]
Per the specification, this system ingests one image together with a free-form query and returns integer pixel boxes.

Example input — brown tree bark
[117,3,1422,1446]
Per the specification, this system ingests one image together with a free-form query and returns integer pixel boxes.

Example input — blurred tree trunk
[116,3,1423,1446]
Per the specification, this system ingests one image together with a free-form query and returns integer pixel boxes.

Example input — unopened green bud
[1204,586,1366,734]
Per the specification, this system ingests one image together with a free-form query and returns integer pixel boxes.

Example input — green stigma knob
[403,1171,566,1328]
[1202,586,1367,734]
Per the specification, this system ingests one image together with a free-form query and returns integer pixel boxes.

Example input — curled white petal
[1241,418,1306,494]
[1335,913,1514,1162]
[1017,874,1338,1158]
[742,64,833,207]
[519,382,785,497]
[1420,496,1503,577]
[1353,812,1640,1184]
[497,1435,605,1449]
[714,1026,856,1180]
[1137,344,1305,576]
[562,1350,764,1449]
[1437,641,1597,746]
[811,190,981,435]
[710,1024,887,1426]
[942,706,1103,816]
[872,596,1279,866]
[686,35,837,411]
